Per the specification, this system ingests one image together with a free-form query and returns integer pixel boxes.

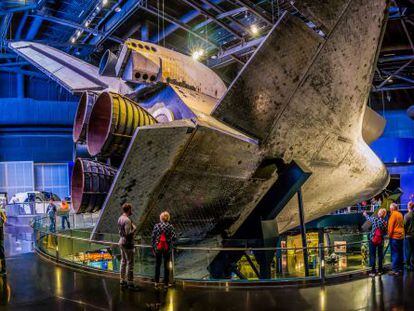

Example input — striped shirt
[364,214,387,240]
[151,222,176,252]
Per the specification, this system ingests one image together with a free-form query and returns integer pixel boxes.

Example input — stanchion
[297,188,309,277]
[170,248,175,285]
[319,243,325,283]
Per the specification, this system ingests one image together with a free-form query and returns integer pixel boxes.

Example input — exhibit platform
[31,215,391,287]
[0,225,411,310]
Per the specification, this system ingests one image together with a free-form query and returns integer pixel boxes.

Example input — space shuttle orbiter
[10,0,389,277]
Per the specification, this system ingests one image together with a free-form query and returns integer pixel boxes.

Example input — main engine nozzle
[73,92,98,143]
[86,92,157,157]
[71,158,117,213]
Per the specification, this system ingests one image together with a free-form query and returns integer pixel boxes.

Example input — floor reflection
[1,225,414,310]
[0,276,11,306]
[4,225,34,256]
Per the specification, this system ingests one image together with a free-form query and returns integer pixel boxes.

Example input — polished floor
[2,226,414,310]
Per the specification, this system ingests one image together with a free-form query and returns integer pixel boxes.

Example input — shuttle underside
[93,0,390,239]
[9,0,390,277]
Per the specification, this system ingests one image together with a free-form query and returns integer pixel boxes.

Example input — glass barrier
[32,217,393,284]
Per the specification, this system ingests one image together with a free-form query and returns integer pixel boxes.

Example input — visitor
[152,211,176,289]
[388,203,405,276]
[404,202,414,271]
[118,203,139,290]
[0,203,7,276]
[46,199,57,233]
[60,200,70,230]
[363,208,387,277]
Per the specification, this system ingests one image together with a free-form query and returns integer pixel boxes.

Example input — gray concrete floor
[1,225,414,310]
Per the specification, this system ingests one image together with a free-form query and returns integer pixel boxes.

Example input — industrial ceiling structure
[0,0,413,107]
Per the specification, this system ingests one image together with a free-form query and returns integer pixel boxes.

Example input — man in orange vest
[60,200,70,230]
[388,203,405,275]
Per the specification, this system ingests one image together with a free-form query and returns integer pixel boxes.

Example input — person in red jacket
[388,203,405,275]
[152,211,176,289]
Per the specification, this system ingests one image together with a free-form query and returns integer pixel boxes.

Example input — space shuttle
[10,0,390,277]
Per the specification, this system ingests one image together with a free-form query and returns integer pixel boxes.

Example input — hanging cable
[162,0,166,47]
[157,0,160,43]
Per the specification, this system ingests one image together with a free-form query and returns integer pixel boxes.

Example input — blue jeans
[390,238,404,272]
[49,216,56,233]
[404,237,414,270]
[61,215,70,230]
[368,241,384,273]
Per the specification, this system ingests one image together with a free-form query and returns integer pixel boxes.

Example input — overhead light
[96,6,101,12]
[76,30,82,37]
[192,49,204,61]
[250,24,259,35]
[102,0,108,6]
[85,20,90,27]
[211,55,217,59]
[71,37,76,44]
[114,6,121,12]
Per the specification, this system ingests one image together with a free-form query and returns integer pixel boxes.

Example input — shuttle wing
[8,41,129,94]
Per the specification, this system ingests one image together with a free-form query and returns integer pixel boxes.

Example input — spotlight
[71,37,76,44]
[192,49,204,61]
[85,20,90,27]
[102,0,108,6]
[192,51,200,60]
[114,6,121,12]
[250,24,259,35]
[96,6,101,12]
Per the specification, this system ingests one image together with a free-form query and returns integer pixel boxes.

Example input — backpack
[156,231,169,251]
[372,227,383,246]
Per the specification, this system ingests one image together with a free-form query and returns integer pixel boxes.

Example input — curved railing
[32,216,391,286]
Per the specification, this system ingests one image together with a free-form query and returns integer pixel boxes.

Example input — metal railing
[332,203,408,215]
[5,202,72,216]
[32,216,391,284]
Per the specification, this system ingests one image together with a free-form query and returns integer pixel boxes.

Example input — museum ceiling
[0,0,413,110]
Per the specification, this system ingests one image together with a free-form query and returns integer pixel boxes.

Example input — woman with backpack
[363,208,387,277]
[151,211,176,289]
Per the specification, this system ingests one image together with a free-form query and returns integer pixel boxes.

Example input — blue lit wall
[0,98,77,162]
[371,109,414,205]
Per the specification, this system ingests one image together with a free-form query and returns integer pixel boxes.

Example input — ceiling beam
[230,0,273,26]
[28,13,123,43]
[149,0,225,44]
[86,0,144,46]
[378,54,414,63]
[141,4,245,65]
[0,3,37,15]
[181,0,244,39]
[372,84,414,92]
